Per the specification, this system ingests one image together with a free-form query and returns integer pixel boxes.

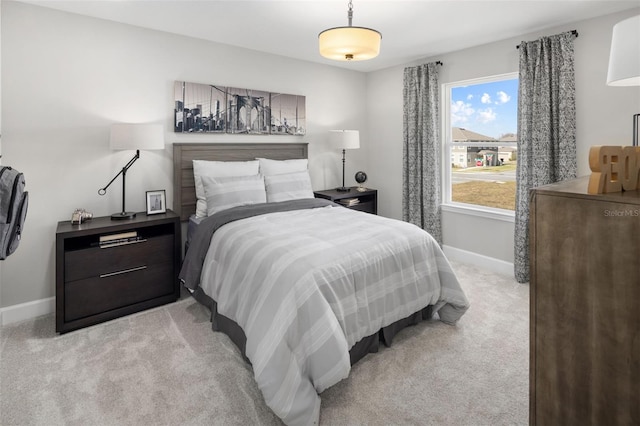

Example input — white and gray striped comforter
[194,203,469,425]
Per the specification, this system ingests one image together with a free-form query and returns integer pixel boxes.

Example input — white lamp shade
[606,15,640,86]
[330,130,360,149]
[110,123,164,150]
[319,26,381,61]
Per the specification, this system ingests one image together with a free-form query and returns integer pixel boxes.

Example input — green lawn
[452,180,516,210]
[453,164,517,173]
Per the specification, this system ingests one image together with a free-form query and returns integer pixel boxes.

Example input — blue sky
[451,78,518,139]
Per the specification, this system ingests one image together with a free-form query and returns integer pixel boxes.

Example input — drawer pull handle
[100,265,147,278]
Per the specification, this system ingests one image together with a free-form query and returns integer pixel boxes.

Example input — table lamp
[606,14,640,146]
[330,130,360,192]
[99,123,164,219]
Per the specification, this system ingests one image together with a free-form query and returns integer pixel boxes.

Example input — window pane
[449,77,518,211]
[450,143,517,210]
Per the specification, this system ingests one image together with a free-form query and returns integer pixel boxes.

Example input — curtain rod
[516,30,578,49]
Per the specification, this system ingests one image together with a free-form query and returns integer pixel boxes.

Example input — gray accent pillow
[264,171,314,203]
[202,174,266,216]
[193,160,260,217]
[257,157,308,176]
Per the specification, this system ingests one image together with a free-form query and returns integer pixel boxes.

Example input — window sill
[441,203,515,223]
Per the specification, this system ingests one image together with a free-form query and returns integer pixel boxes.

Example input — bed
[174,143,470,425]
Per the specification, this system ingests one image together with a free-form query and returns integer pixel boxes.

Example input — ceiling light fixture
[318,0,381,61]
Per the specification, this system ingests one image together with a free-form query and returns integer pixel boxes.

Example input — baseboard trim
[0,297,55,326]
[443,245,514,277]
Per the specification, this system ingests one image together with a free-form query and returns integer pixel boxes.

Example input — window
[443,73,518,216]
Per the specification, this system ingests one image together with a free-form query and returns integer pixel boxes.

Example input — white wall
[366,8,640,266]
[0,1,369,310]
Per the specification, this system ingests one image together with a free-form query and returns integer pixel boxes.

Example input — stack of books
[98,231,142,247]
[339,198,360,207]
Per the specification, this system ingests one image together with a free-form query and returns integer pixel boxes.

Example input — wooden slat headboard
[173,143,309,221]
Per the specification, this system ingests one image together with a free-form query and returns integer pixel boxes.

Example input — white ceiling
[17,0,640,72]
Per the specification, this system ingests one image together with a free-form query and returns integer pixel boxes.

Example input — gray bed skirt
[190,285,434,366]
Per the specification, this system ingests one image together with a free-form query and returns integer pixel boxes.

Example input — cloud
[495,91,511,104]
[477,108,497,124]
[451,100,475,124]
[467,94,474,100]
[481,93,491,104]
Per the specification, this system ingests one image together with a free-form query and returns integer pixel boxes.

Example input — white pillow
[193,160,259,217]
[257,158,308,176]
[202,174,266,216]
[264,171,314,203]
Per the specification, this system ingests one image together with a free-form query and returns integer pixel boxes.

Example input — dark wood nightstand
[314,187,377,214]
[55,210,181,333]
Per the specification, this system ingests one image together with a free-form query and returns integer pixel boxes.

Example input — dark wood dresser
[56,210,181,333]
[529,176,639,425]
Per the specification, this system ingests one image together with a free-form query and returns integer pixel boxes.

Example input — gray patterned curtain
[402,62,441,244]
[514,31,577,283]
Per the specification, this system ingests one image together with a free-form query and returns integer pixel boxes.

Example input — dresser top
[533,176,640,205]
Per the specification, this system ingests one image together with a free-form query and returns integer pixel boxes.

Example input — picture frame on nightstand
[146,190,166,215]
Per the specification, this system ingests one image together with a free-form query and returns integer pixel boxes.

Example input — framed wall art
[174,81,305,136]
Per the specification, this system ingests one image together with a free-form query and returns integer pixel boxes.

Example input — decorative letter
[621,146,640,191]
[589,146,640,194]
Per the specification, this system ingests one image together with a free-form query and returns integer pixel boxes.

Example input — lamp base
[336,186,350,192]
[111,211,136,220]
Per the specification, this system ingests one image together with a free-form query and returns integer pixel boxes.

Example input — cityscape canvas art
[174,81,306,135]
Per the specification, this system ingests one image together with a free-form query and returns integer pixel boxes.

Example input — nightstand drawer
[64,262,174,322]
[348,201,375,214]
[64,235,173,282]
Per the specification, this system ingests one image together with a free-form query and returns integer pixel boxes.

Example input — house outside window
[443,73,518,217]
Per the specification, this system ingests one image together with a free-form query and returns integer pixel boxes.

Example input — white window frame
[441,72,518,223]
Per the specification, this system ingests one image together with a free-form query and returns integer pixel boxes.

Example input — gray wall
[365,8,640,265]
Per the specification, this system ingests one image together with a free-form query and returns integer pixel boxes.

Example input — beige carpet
[0,261,529,425]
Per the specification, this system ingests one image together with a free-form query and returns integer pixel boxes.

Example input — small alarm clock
[354,171,368,192]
